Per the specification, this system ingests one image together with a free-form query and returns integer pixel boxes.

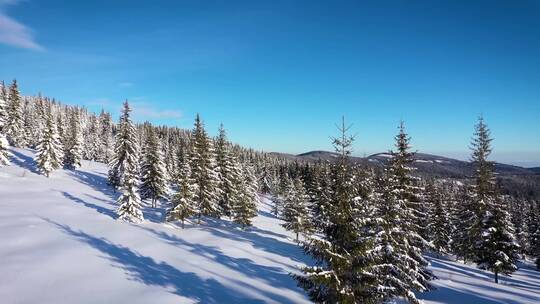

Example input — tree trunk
[198,213,201,224]
[181,219,185,229]
[495,271,498,284]
[296,232,299,242]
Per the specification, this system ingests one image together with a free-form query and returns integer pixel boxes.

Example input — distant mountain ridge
[273,150,538,178]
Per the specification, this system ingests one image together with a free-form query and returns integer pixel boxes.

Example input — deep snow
[1,148,539,303]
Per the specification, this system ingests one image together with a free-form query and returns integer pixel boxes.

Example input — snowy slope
[1,148,539,304]
[0,148,311,304]
[421,257,540,304]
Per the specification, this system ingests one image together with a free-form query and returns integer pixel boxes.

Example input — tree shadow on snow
[197,217,308,263]
[140,226,307,299]
[45,219,287,304]
[66,170,117,200]
[60,191,117,220]
[9,149,39,174]
[422,258,540,304]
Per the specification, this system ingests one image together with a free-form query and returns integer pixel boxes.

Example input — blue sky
[1,0,539,166]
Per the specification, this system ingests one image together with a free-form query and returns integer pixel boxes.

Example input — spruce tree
[281,177,311,241]
[526,200,540,259]
[84,115,100,161]
[0,90,9,166]
[98,109,114,163]
[64,109,84,169]
[309,163,333,233]
[190,114,221,222]
[453,184,477,262]
[112,101,144,223]
[232,164,259,228]
[167,147,196,229]
[140,127,168,208]
[35,107,64,177]
[5,79,25,147]
[426,182,451,255]
[109,101,139,190]
[295,117,379,303]
[370,170,429,304]
[387,121,432,286]
[470,117,519,283]
[215,124,237,217]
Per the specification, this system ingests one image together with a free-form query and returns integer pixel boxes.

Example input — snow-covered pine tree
[35,106,64,177]
[167,146,196,229]
[190,114,222,222]
[0,82,10,166]
[108,101,140,190]
[98,109,114,163]
[528,201,540,269]
[31,94,47,146]
[23,99,39,148]
[281,177,311,241]
[451,184,475,261]
[509,197,528,256]
[368,169,427,304]
[271,172,291,217]
[470,117,519,283]
[5,79,26,147]
[64,109,84,169]
[112,101,144,223]
[426,181,451,255]
[387,121,432,285]
[526,200,540,259]
[475,193,520,283]
[56,110,66,150]
[306,162,334,233]
[295,117,379,303]
[84,114,101,161]
[232,163,259,228]
[140,127,168,208]
[215,124,240,217]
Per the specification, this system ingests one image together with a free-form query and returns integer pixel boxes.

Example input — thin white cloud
[0,1,44,51]
[132,104,183,120]
[118,82,134,88]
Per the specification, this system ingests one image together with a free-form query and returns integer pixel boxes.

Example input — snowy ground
[1,148,539,304]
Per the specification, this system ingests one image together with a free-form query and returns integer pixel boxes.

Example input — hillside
[276,150,540,199]
[291,150,537,177]
[1,148,539,303]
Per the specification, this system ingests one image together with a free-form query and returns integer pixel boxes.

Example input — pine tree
[426,182,451,255]
[453,184,477,262]
[140,127,168,208]
[84,115,101,161]
[470,117,519,283]
[509,197,528,256]
[308,162,334,233]
[0,86,10,166]
[215,124,237,217]
[232,164,259,228]
[98,109,114,163]
[370,170,429,304]
[387,121,432,286]
[5,79,25,147]
[190,114,221,222]
[295,117,379,303]
[167,147,196,229]
[64,109,84,169]
[109,101,139,190]
[526,200,540,259]
[35,107,64,177]
[23,99,38,148]
[281,177,311,241]
[112,101,144,223]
